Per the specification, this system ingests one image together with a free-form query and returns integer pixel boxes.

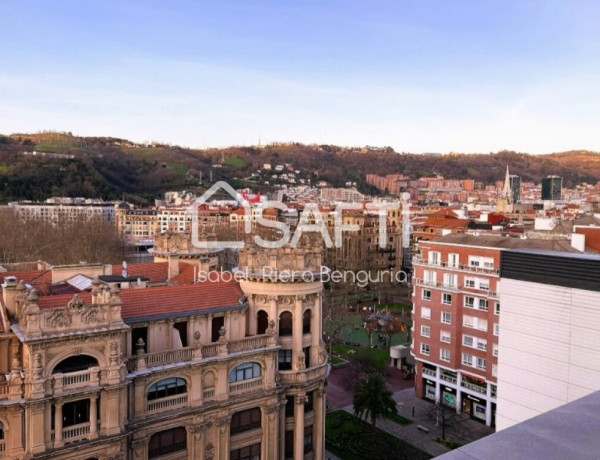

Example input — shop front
[461,393,487,423]
[441,386,457,408]
[423,379,436,401]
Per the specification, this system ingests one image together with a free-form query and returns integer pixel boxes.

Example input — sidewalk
[327,366,494,458]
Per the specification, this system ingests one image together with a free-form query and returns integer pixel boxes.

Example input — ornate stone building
[0,240,328,459]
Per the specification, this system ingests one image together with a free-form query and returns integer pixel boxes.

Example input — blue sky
[1,0,599,153]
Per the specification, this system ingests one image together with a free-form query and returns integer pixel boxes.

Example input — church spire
[501,164,512,202]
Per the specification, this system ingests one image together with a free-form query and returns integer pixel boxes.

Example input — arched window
[0,421,4,440]
[149,427,187,459]
[229,362,261,383]
[257,310,269,335]
[231,407,261,434]
[279,312,292,336]
[303,310,311,334]
[147,377,187,401]
[52,355,98,374]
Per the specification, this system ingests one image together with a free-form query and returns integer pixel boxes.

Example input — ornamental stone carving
[81,305,103,324]
[205,442,215,460]
[66,294,86,315]
[279,295,295,306]
[47,309,71,328]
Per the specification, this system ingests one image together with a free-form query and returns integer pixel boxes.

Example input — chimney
[571,233,586,252]
[168,254,180,280]
[2,276,19,316]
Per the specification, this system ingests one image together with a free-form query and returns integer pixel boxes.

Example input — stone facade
[0,242,327,459]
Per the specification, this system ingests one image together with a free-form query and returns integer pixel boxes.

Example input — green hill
[1,132,599,204]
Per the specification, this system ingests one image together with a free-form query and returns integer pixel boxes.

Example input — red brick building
[411,233,580,427]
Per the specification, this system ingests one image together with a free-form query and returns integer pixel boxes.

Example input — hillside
[1,132,599,204]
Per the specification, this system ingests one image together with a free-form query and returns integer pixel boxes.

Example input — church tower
[236,234,328,459]
[497,165,514,212]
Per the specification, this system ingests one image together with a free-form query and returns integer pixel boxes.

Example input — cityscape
[1,1,600,460]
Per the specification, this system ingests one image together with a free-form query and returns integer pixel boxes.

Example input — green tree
[353,373,397,426]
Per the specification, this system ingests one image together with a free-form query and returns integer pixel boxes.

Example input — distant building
[542,176,562,200]
[9,199,115,224]
[509,175,521,203]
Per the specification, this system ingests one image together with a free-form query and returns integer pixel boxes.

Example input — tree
[353,373,397,426]
[429,401,467,441]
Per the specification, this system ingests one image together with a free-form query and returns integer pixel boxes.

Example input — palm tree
[353,373,398,426]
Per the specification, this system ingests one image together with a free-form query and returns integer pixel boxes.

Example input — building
[0,239,328,459]
[9,199,115,225]
[541,175,563,201]
[495,249,600,431]
[411,233,582,427]
[319,187,364,202]
[509,175,521,204]
[115,204,157,244]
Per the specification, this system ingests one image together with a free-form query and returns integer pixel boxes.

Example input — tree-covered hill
[1,132,599,203]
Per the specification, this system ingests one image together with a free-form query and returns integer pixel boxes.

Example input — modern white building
[496,249,600,430]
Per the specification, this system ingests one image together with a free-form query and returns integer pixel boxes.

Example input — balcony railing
[440,373,457,384]
[147,393,189,413]
[51,422,92,444]
[203,388,215,400]
[422,368,436,378]
[0,382,9,400]
[229,377,263,394]
[127,334,274,371]
[52,367,100,394]
[279,362,328,385]
[461,381,487,395]
[412,258,499,275]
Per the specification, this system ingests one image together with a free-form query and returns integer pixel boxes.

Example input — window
[279,312,293,336]
[440,349,451,362]
[494,322,499,336]
[462,352,473,366]
[476,357,487,370]
[229,362,261,383]
[421,307,431,319]
[285,396,295,417]
[462,334,488,351]
[493,344,499,357]
[304,346,311,368]
[465,278,476,288]
[440,330,451,343]
[231,443,261,460]
[285,430,294,459]
[479,300,489,311]
[422,290,432,301]
[147,377,187,401]
[492,364,498,378]
[442,293,452,305]
[424,270,437,285]
[428,251,441,265]
[303,310,311,334]
[494,303,500,315]
[463,315,487,331]
[257,310,269,335]
[479,280,490,290]
[464,296,475,308]
[304,425,313,453]
[420,343,430,355]
[441,311,452,324]
[231,408,261,435]
[443,273,457,288]
[463,335,474,347]
[149,427,187,459]
[448,253,459,268]
[0,421,4,440]
[420,325,430,338]
[305,391,314,412]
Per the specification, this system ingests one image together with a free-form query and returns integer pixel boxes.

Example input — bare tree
[429,401,468,441]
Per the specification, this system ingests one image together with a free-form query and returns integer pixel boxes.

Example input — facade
[496,250,600,431]
[115,206,157,244]
[509,175,521,204]
[0,240,328,459]
[411,233,582,427]
[541,175,563,201]
[9,201,115,224]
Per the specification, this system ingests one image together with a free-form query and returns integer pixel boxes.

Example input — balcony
[147,393,189,414]
[422,368,436,378]
[440,373,457,384]
[127,334,273,372]
[229,377,264,394]
[52,367,100,394]
[51,421,96,444]
[461,380,487,395]
[414,279,461,292]
[0,382,9,401]
[279,362,328,385]
[412,257,499,276]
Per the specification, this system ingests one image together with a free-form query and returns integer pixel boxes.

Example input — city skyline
[1,0,600,153]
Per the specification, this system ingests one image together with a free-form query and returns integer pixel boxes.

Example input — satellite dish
[401,192,411,201]
[137,277,142,286]
[122,261,128,269]
[122,269,128,278]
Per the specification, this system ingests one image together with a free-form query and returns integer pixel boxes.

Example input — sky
[1,0,599,154]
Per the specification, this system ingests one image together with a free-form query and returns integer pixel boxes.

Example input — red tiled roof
[37,280,244,320]
[111,262,168,283]
[421,218,470,228]
[0,270,50,285]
